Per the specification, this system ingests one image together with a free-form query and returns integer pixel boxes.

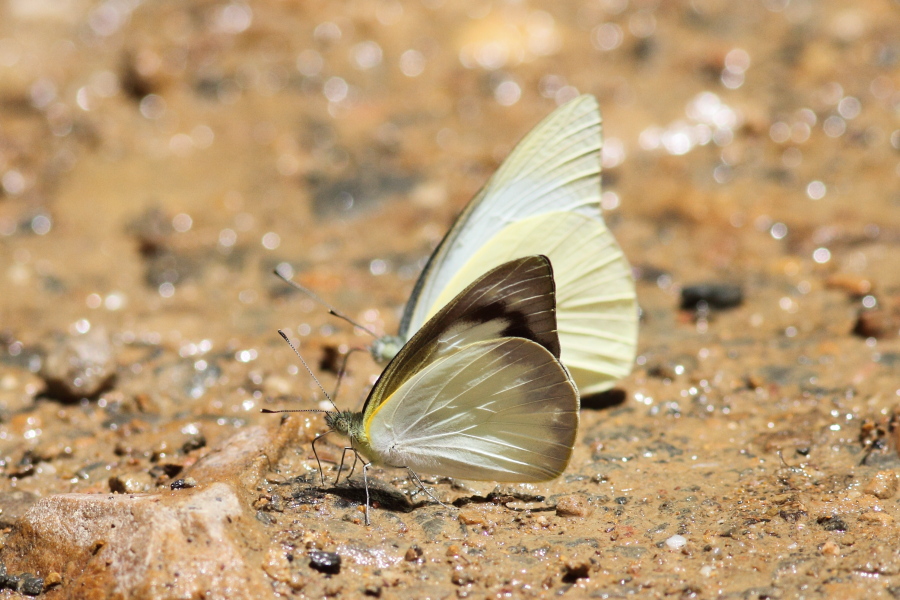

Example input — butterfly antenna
[331,346,365,405]
[273,265,380,339]
[276,329,339,412]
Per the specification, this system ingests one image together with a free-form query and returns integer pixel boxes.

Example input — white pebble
[665,534,687,550]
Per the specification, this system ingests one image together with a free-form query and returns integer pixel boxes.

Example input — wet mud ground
[1,0,900,598]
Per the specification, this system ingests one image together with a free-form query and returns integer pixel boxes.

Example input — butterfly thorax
[324,410,377,463]
[370,335,405,364]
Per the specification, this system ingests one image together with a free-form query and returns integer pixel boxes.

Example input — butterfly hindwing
[364,336,579,481]
[419,211,638,394]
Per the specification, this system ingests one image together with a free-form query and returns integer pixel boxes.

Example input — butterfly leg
[345,449,360,481]
[335,447,356,485]
[330,346,365,405]
[407,468,454,510]
[311,433,328,486]
[362,460,373,526]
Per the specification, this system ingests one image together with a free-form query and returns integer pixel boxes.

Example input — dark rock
[680,283,744,310]
[170,477,196,490]
[318,345,344,375]
[19,573,44,596]
[255,510,276,526]
[150,464,184,480]
[854,299,900,339]
[181,435,206,453]
[0,573,20,591]
[817,516,848,532]
[561,558,590,583]
[309,550,341,575]
[581,388,627,411]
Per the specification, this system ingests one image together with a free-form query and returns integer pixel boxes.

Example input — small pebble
[458,509,492,527]
[820,540,840,556]
[859,512,893,526]
[451,567,477,585]
[680,283,743,310]
[863,471,898,500]
[40,327,116,400]
[555,495,593,518]
[818,516,848,532]
[44,572,62,588]
[745,374,764,389]
[665,534,687,551]
[181,436,206,453]
[170,477,197,490]
[308,550,341,575]
[825,273,872,296]
[561,559,590,581]
[108,472,154,493]
[404,545,423,562]
[853,305,899,339]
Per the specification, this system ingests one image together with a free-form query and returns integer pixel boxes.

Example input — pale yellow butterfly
[288,255,579,524]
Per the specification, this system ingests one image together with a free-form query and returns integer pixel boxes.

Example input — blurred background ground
[1,0,900,598]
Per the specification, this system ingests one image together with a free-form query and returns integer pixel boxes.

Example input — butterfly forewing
[430,256,560,358]
[400,95,604,339]
[365,255,560,421]
[365,337,579,481]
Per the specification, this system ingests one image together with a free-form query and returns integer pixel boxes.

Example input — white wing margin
[401,95,604,339]
[366,338,579,482]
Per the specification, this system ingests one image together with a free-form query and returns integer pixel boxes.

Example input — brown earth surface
[1,1,900,598]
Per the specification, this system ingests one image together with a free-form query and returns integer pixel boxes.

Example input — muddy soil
[1,1,899,598]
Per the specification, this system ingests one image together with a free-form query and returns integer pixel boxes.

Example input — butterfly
[286,255,579,524]
[371,94,638,396]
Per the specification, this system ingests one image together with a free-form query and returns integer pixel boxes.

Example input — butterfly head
[324,410,361,438]
[370,335,405,364]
